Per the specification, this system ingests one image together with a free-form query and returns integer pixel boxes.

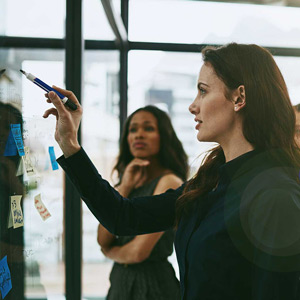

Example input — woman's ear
[233,85,246,112]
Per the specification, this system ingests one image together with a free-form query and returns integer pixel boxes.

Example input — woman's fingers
[130,158,150,168]
[43,107,59,119]
[52,85,81,106]
[48,91,68,115]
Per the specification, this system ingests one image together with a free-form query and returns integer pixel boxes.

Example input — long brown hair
[175,43,300,226]
[113,105,189,183]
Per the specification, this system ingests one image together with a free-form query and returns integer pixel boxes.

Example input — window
[82,50,120,299]
[0,48,65,299]
[0,0,65,38]
[129,0,300,48]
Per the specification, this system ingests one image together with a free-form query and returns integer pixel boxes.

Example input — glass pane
[83,0,115,40]
[0,0,65,38]
[0,49,65,299]
[128,50,211,180]
[82,50,120,299]
[129,0,300,48]
[274,56,300,105]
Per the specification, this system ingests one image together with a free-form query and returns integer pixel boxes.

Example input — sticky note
[7,206,13,229]
[0,256,12,298]
[15,158,24,177]
[10,195,23,229]
[23,147,35,176]
[10,124,24,156]
[34,194,51,221]
[48,146,59,170]
[3,129,17,156]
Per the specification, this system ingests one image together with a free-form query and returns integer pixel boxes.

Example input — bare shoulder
[153,173,183,195]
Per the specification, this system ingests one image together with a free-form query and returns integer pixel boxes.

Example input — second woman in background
[97,105,188,300]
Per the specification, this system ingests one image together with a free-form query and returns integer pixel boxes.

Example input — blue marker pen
[20,70,77,111]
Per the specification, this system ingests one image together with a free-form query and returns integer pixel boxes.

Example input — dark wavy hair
[175,43,300,226]
[113,105,188,183]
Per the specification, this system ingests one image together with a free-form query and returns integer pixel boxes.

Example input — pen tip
[20,69,25,74]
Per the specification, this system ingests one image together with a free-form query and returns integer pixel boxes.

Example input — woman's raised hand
[43,86,82,158]
[118,158,150,196]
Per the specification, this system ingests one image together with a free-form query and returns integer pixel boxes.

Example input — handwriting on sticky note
[48,146,59,170]
[0,256,12,298]
[34,194,51,221]
[23,146,35,176]
[10,124,25,156]
[10,195,24,229]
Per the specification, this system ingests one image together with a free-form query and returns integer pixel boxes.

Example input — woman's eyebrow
[197,82,209,90]
[129,121,153,127]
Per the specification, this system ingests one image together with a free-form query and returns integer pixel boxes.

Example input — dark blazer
[58,148,300,300]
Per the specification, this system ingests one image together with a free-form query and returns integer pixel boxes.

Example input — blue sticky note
[4,129,18,156]
[10,124,25,156]
[0,256,12,298]
[48,146,59,171]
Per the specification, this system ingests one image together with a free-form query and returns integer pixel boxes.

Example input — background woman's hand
[117,158,150,196]
[43,86,82,157]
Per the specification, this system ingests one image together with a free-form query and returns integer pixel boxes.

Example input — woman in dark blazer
[44,43,300,299]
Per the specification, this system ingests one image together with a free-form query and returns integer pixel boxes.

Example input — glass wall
[81,50,120,299]
[83,0,115,40]
[0,0,65,38]
[0,49,65,299]
[129,0,300,47]
[1,0,300,299]
[274,56,300,105]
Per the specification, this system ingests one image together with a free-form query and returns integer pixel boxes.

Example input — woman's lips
[133,142,146,148]
[195,121,202,130]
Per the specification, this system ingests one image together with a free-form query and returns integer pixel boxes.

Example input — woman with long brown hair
[97,105,188,299]
[44,43,300,299]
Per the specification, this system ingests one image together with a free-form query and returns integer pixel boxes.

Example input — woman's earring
[234,106,238,111]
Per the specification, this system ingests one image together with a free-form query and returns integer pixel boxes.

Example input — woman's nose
[135,128,145,138]
[189,98,197,114]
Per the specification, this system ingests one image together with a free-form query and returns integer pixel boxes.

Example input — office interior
[0,0,300,299]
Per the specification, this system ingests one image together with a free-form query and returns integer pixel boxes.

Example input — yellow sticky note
[10,195,24,229]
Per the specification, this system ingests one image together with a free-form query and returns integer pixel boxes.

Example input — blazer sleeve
[57,148,184,236]
[248,184,300,300]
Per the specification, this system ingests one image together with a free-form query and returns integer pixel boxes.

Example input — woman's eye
[145,126,154,131]
[129,128,137,133]
[199,88,206,95]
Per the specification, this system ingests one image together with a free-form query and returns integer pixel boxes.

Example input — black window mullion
[65,0,83,299]
[119,0,129,137]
